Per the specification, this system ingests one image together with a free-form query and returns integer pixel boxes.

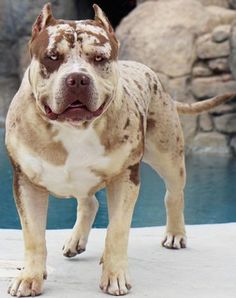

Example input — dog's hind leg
[144,142,186,249]
[62,195,99,257]
[144,93,187,249]
[8,170,48,297]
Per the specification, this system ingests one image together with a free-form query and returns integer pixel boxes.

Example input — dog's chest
[19,126,110,198]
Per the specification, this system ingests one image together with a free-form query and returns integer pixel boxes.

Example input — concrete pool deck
[0,223,236,298]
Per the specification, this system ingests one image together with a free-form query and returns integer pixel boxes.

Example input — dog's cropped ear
[31,3,55,41]
[93,4,114,35]
[93,4,120,52]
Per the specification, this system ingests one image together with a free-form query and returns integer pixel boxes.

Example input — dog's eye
[48,54,59,61]
[94,55,104,63]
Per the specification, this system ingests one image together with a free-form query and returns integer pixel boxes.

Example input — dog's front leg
[8,170,48,297]
[100,164,140,296]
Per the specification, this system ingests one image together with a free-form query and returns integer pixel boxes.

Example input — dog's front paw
[62,234,87,258]
[162,232,186,249]
[100,265,132,296]
[8,271,44,297]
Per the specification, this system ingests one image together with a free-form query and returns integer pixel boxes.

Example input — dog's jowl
[5,3,234,297]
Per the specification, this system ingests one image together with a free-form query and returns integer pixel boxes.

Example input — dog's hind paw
[162,233,187,249]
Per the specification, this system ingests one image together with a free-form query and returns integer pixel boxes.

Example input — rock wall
[117,0,236,155]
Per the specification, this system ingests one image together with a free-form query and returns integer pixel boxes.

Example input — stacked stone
[190,24,236,155]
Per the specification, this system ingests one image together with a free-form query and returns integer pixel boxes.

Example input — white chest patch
[17,125,110,199]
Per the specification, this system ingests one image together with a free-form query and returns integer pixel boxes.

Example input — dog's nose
[66,73,90,88]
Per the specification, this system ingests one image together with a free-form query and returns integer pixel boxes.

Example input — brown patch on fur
[30,29,65,77]
[30,30,49,59]
[163,101,168,106]
[41,53,65,76]
[153,83,158,94]
[11,160,24,217]
[58,29,75,48]
[134,80,143,91]
[157,139,169,152]
[25,127,67,166]
[179,149,184,157]
[78,29,109,47]
[128,163,140,186]
[139,113,145,149]
[147,118,156,130]
[123,86,130,97]
[80,19,119,61]
[129,113,145,163]
[96,112,129,153]
[9,94,68,166]
[145,72,151,80]
[124,118,130,130]
[180,167,184,177]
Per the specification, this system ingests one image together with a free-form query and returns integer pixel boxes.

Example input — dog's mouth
[44,99,106,122]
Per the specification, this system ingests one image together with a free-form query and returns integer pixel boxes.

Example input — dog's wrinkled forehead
[31,21,116,59]
[46,21,114,57]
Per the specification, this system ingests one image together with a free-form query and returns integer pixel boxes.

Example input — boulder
[192,62,213,77]
[117,0,212,77]
[206,6,236,24]
[210,102,236,115]
[165,76,192,101]
[229,0,236,9]
[199,114,214,131]
[229,21,236,79]
[208,58,230,72]
[156,72,169,90]
[117,0,236,78]
[196,33,230,59]
[212,24,231,42]
[190,132,231,155]
[197,0,229,7]
[137,0,230,7]
[214,113,236,133]
[191,75,236,98]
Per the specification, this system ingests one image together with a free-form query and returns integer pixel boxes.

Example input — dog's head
[28,3,119,124]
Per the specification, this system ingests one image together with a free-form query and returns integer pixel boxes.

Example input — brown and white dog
[5,3,234,297]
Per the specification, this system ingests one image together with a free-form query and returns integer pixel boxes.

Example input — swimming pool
[1,128,236,229]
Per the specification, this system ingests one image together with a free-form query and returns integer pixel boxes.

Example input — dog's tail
[175,93,235,114]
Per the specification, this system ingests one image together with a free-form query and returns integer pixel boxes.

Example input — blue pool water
[1,128,236,229]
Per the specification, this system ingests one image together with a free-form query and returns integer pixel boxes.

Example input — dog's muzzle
[44,72,106,122]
